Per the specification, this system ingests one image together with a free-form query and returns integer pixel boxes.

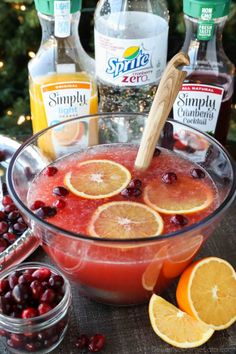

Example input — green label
[197,21,214,40]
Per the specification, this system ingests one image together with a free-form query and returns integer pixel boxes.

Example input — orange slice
[88,201,164,239]
[52,121,84,146]
[176,257,236,330]
[143,175,213,215]
[64,159,131,199]
[149,295,214,348]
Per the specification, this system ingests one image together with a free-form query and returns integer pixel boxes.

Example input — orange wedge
[64,159,131,199]
[176,257,236,330]
[149,295,214,348]
[143,175,213,215]
[88,201,164,239]
[52,121,84,146]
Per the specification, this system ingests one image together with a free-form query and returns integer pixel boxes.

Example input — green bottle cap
[34,0,82,15]
[183,0,231,19]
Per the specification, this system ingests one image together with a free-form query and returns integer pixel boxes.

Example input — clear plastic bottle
[94,0,169,113]
[28,0,98,153]
[173,0,235,145]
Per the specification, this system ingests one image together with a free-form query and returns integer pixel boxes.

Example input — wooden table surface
[2,197,233,354]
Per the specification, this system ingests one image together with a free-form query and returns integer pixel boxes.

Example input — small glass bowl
[0,262,71,353]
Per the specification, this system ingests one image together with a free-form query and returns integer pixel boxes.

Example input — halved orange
[64,159,131,199]
[143,175,213,215]
[52,121,84,146]
[149,295,214,348]
[88,201,164,239]
[176,257,236,330]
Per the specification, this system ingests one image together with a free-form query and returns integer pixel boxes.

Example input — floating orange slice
[88,201,164,239]
[149,295,214,348]
[64,159,131,199]
[143,175,213,215]
[52,121,84,146]
[176,257,236,330]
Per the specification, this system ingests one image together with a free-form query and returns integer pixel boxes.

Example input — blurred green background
[0,0,235,153]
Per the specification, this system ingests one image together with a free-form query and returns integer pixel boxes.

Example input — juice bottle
[28,0,98,155]
[173,0,234,145]
[94,0,169,113]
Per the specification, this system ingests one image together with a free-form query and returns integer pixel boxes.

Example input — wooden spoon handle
[134,52,190,171]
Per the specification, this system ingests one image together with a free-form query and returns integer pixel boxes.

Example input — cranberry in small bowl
[0,262,71,353]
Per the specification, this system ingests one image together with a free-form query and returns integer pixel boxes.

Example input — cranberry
[43,166,58,177]
[0,279,10,294]
[190,168,205,179]
[8,333,23,348]
[75,334,89,349]
[32,268,51,282]
[121,187,142,197]
[30,280,43,300]
[30,200,45,211]
[88,334,105,352]
[35,206,57,219]
[0,221,8,234]
[162,172,177,184]
[3,232,17,244]
[40,289,56,304]
[2,195,13,206]
[0,238,8,252]
[53,186,69,197]
[153,147,161,156]
[4,204,17,214]
[49,274,64,288]
[12,284,32,303]
[13,222,27,233]
[38,303,52,315]
[18,273,33,285]
[8,274,19,289]
[25,342,42,352]
[170,214,188,227]
[22,307,38,319]
[0,150,6,161]
[53,199,66,209]
[128,179,142,189]
[0,211,5,221]
[0,296,12,314]
[7,211,20,221]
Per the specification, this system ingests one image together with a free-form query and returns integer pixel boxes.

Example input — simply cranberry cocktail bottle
[7,114,236,305]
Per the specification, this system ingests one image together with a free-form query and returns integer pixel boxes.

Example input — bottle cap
[34,0,82,15]
[183,0,231,19]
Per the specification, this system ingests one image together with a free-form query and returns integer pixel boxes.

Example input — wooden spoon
[134,52,190,171]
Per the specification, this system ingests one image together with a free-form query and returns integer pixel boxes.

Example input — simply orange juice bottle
[28,0,98,156]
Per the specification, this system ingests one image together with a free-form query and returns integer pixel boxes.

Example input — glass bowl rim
[7,112,236,244]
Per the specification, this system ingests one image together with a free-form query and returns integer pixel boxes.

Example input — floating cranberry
[13,222,27,234]
[128,179,142,189]
[190,168,205,179]
[53,186,69,197]
[170,214,188,227]
[53,199,66,209]
[38,303,52,315]
[121,187,142,197]
[162,172,177,184]
[153,147,161,156]
[0,221,8,235]
[3,232,17,244]
[0,211,5,221]
[49,275,64,289]
[75,334,89,349]
[40,289,56,304]
[12,284,31,303]
[22,307,39,319]
[30,280,43,300]
[88,334,105,352]
[44,166,58,177]
[32,268,51,282]
[30,200,45,211]
[0,239,8,252]
[35,206,57,219]
[2,195,13,206]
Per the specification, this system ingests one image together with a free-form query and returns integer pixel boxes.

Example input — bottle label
[54,1,71,38]
[173,84,224,134]
[94,30,168,86]
[41,81,92,126]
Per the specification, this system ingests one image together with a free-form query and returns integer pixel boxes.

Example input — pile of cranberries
[0,266,68,352]
[75,333,106,352]
[0,193,28,252]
